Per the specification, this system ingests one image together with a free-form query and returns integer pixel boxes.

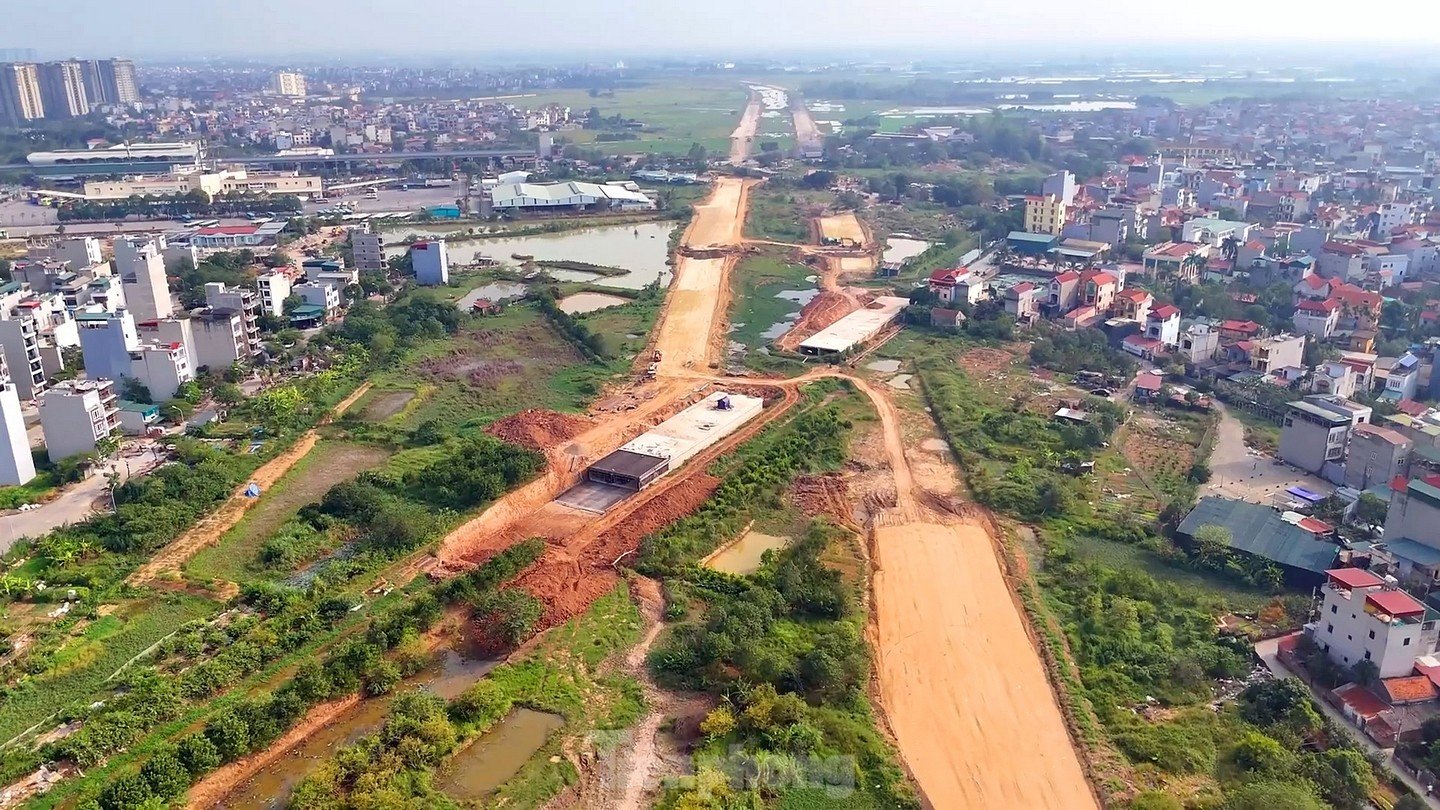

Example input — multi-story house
[1046,271,1081,315]
[38,379,118,462]
[1346,423,1412,491]
[1311,568,1436,679]
[1279,394,1371,476]
[1382,353,1422,402]
[1293,298,1341,339]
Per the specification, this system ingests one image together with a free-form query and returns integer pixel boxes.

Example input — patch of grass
[185,441,393,584]
[0,471,60,510]
[744,186,828,243]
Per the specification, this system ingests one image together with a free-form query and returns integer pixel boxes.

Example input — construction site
[0,85,1102,810]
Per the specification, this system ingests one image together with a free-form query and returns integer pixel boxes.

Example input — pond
[883,237,931,265]
[702,531,793,575]
[457,281,527,310]
[217,649,500,809]
[557,291,630,314]
[435,708,565,800]
[387,222,678,290]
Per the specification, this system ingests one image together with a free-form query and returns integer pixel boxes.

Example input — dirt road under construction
[790,92,824,156]
[848,371,1098,810]
[729,90,761,164]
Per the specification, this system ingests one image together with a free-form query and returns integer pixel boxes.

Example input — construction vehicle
[645,363,658,378]
[715,394,733,411]
[652,349,663,362]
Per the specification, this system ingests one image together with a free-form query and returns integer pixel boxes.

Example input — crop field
[743,186,830,243]
[521,80,748,154]
[185,441,393,584]
[0,595,217,746]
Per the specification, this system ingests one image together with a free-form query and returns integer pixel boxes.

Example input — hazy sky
[8,0,1440,59]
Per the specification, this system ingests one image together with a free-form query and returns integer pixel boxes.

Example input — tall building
[76,309,140,382]
[0,63,44,126]
[255,272,292,318]
[0,356,35,486]
[38,379,118,462]
[350,227,384,273]
[128,340,192,402]
[37,60,89,119]
[114,238,173,323]
[410,240,449,286]
[90,58,139,105]
[273,71,307,98]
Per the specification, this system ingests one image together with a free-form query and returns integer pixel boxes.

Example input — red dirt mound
[777,290,859,351]
[485,409,595,452]
[791,472,854,523]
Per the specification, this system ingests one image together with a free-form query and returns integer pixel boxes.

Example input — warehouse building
[798,296,910,356]
[563,391,764,513]
[490,181,654,212]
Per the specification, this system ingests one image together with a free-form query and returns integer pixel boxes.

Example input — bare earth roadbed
[873,521,1097,810]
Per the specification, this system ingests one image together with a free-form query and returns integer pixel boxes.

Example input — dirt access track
[728,90,761,164]
[851,376,1098,810]
[790,92,824,156]
[128,381,373,589]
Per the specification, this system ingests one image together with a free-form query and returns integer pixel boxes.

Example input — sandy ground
[872,522,1097,810]
[848,374,1097,810]
[128,382,372,588]
[728,92,762,164]
[816,212,868,245]
[653,177,749,375]
[790,98,824,154]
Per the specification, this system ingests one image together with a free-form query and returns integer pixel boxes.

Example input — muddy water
[435,708,565,800]
[217,650,500,809]
[703,531,792,575]
[558,291,630,314]
[386,222,678,290]
[883,237,931,265]
[457,281,526,310]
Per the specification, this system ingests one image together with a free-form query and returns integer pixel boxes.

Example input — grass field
[521,80,748,156]
[185,441,393,583]
[743,186,829,243]
[728,253,814,350]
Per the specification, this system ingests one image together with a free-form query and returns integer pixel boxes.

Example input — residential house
[1382,353,1423,402]
[1113,288,1153,323]
[1046,271,1081,314]
[38,379,118,462]
[1346,423,1412,491]
[1024,194,1067,235]
[1219,319,1264,342]
[930,308,965,331]
[1145,304,1182,347]
[1294,298,1341,339]
[1142,241,1207,281]
[1383,475,1440,582]
[1177,320,1220,363]
[1181,216,1254,248]
[1311,568,1435,679]
[1003,282,1040,323]
[1313,362,1360,399]
[1319,241,1368,282]
[927,268,968,305]
[1080,270,1118,313]
[1279,394,1372,477]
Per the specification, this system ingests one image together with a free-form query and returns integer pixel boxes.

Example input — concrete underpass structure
[560,391,765,513]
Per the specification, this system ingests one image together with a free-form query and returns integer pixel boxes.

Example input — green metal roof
[0,281,23,295]
[1408,479,1440,510]
[1007,231,1057,244]
[116,399,158,414]
[1385,537,1440,568]
[1177,496,1339,575]
[289,304,326,317]
[74,310,113,321]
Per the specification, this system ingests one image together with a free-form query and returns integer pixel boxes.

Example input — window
[1327,624,1334,634]
[1364,651,1372,660]
[1369,630,1376,640]
[1331,605,1338,614]
[1405,638,1413,646]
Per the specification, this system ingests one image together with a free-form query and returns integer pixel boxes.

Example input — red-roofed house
[1320,241,1367,282]
[1312,568,1436,678]
[927,267,969,304]
[1145,304,1181,346]
[1080,270,1118,312]
[1293,297,1340,339]
[1112,287,1152,321]
[1294,273,1335,302]
[1122,334,1165,361]
[1219,320,1263,341]
[1046,271,1081,314]
[1131,370,1163,401]
[1003,281,1040,323]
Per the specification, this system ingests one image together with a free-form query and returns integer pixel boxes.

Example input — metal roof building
[1177,496,1342,583]
[797,296,910,356]
[490,181,654,211]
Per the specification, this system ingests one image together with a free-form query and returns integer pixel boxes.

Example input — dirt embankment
[728,91,761,164]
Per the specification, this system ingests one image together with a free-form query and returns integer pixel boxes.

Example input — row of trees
[58,190,301,222]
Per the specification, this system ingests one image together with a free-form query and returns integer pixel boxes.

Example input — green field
[521,80,747,155]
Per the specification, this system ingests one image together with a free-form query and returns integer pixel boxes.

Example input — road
[1205,402,1335,504]
[1256,635,1439,807]
[728,90,761,164]
[0,446,165,554]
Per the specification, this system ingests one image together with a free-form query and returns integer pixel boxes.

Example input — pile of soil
[790,472,854,523]
[581,473,721,568]
[485,409,595,452]
[957,347,1019,376]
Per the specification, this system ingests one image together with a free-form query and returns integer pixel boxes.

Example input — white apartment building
[83,168,323,201]
[273,71,307,98]
[255,273,292,318]
[0,356,35,485]
[204,283,261,348]
[27,236,102,268]
[0,286,80,399]
[1311,568,1438,679]
[128,341,192,402]
[183,310,252,371]
[39,379,118,462]
[410,239,449,286]
[76,309,139,381]
[293,282,341,316]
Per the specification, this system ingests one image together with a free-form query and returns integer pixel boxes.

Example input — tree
[1231,730,1292,775]
[699,706,737,740]
[1355,493,1388,527]
[1223,781,1325,810]
[139,747,191,799]
[1351,659,1380,687]
[1396,795,1430,810]
[122,378,153,404]
[1192,524,1232,564]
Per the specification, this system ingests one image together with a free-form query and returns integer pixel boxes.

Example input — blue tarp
[244,483,262,498]
[1287,486,1324,503]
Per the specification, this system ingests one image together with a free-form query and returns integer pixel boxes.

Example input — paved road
[1256,635,1439,807]
[0,446,165,553]
[1205,402,1335,505]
